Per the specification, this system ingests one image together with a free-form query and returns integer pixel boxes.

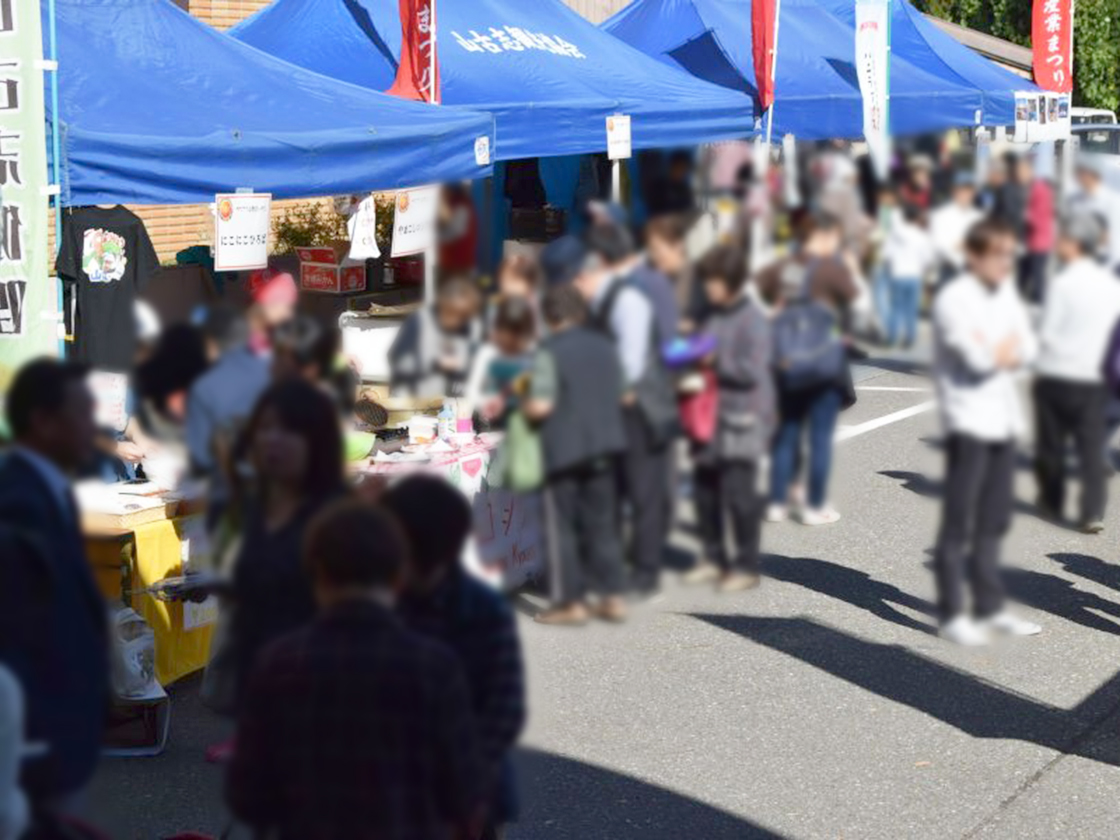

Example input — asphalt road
[88,343,1120,839]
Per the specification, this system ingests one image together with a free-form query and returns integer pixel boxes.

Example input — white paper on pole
[390,185,441,258]
[213,193,271,271]
[855,0,890,180]
[782,134,801,207]
[88,370,129,433]
[347,195,381,261]
[606,114,632,161]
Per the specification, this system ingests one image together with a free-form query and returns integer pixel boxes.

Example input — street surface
[89,341,1120,839]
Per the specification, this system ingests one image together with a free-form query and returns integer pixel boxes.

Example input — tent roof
[232,0,756,160]
[817,0,1037,125]
[604,0,1021,139]
[48,0,495,206]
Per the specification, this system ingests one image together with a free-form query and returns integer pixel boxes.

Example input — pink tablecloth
[359,437,543,590]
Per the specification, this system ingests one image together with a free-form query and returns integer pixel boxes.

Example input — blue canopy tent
[46,0,495,206]
[603,0,993,139]
[232,0,756,161]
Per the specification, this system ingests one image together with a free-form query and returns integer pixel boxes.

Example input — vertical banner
[389,0,439,104]
[751,0,778,114]
[856,0,891,180]
[0,0,57,389]
[1032,0,1073,94]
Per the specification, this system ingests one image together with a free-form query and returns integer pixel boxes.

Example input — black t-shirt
[57,206,159,372]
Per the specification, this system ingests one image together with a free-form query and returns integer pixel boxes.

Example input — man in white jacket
[931,218,1041,647]
[1034,213,1120,533]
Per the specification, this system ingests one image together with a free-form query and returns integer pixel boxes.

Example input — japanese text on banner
[0,0,58,376]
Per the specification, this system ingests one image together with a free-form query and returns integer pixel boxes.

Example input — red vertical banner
[1032,0,1073,93]
[389,0,440,103]
[752,0,778,112]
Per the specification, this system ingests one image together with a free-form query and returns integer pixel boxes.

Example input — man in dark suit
[227,498,485,840]
[0,358,107,814]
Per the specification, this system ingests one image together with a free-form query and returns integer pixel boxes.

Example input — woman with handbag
[681,245,775,592]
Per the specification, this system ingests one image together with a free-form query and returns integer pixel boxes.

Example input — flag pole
[425,0,438,302]
[764,0,781,150]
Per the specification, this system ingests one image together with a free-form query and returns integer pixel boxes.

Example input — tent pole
[48,0,64,358]
[612,159,621,204]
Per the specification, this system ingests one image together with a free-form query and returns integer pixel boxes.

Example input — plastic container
[408,415,439,445]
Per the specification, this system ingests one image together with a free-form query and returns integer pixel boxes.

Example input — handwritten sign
[213,193,271,271]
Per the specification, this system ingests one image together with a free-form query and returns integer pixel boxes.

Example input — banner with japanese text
[389,0,439,104]
[0,0,57,390]
[856,0,891,180]
[1032,0,1073,93]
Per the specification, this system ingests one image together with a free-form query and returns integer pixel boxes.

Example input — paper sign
[391,185,441,258]
[214,193,272,271]
[607,114,632,160]
[88,370,129,432]
[347,195,381,261]
[475,136,491,166]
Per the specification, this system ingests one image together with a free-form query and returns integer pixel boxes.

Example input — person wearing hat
[1034,212,1120,533]
[1067,157,1120,274]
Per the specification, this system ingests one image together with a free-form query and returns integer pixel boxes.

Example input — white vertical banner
[855,0,891,180]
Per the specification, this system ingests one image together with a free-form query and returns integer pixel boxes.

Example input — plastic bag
[109,606,157,700]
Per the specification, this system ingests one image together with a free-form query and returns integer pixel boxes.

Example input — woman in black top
[228,378,345,705]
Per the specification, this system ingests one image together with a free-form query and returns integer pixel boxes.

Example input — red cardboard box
[296,244,367,295]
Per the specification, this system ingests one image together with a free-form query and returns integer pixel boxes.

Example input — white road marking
[835,400,936,443]
[855,386,931,392]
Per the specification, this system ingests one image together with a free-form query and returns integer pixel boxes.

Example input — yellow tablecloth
[88,514,215,686]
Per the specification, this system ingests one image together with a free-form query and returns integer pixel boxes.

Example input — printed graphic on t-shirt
[81,229,128,283]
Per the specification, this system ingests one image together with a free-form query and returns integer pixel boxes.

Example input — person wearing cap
[1034,212,1120,533]
[539,235,587,288]
[930,174,984,287]
[1067,157,1120,273]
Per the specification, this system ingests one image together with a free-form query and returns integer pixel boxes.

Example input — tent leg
[612,159,621,204]
[425,243,436,301]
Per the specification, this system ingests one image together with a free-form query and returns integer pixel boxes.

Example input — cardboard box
[296,244,367,294]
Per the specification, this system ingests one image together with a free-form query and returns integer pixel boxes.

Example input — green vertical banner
[0,0,58,392]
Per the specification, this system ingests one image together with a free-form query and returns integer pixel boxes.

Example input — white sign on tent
[214,193,272,271]
[390,185,441,258]
[855,0,891,180]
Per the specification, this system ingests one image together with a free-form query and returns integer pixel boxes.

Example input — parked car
[1071,107,1117,127]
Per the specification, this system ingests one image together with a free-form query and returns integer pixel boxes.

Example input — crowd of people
[3,134,1120,838]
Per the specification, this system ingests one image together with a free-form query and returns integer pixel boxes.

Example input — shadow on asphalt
[511,747,784,839]
[763,554,937,636]
[878,469,1083,531]
[1049,552,1120,595]
[690,614,1120,768]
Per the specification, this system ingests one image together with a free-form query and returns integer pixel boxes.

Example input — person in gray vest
[527,284,629,626]
[580,224,679,598]
[683,244,775,592]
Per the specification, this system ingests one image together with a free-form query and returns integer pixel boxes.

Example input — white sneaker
[983,611,1042,637]
[799,506,842,526]
[765,504,789,523]
[939,615,991,647]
